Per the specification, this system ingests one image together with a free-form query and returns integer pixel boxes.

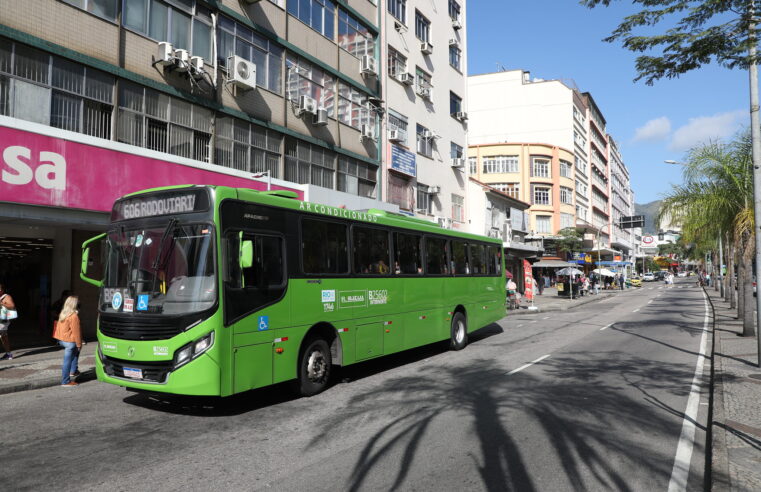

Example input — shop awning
[595,260,633,266]
[531,260,576,268]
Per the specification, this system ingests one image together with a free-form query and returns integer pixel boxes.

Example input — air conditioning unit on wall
[156,42,174,67]
[388,129,407,143]
[399,72,415,85]
[451,158,465,169]
[298,95,318,116]
[313,108,328,126]
[227,55,257,91]
[360,124,376,142]
[420,42,433,55]
[173,49,190,71]
[360,55,378,76]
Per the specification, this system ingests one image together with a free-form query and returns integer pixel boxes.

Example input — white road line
[667,289,710,492]
[517,324,524,327]
[507,354,551,375]
[632,308,640,313]
[531,320,538,323]
[648,300,653,304]
[649,287,654,290]
[658,286,663,290]
[542,316,551,319]
[599,323,612,331]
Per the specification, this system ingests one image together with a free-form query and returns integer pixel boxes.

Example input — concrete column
[51,227,72,301]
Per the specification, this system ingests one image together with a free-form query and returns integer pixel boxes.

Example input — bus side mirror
[240,239,253,270]
[81,233,106,287]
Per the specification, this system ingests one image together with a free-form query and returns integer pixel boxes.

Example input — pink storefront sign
[0,125,302,213]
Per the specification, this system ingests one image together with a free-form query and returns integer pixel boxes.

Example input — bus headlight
[174,332,214,368]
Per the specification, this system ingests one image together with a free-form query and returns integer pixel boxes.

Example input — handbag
[0,305,18,321]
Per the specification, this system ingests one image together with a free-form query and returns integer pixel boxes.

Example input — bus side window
[425,237,449,275]
[302,219,349,274]
[353,226,390,275]
[486,245,500,275]
[452,240,469,275]
[394,232,423,274]
[470,243,486,274]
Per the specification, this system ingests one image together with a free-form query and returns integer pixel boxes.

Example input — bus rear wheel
[450,312,468,350]
[295,337,332,397]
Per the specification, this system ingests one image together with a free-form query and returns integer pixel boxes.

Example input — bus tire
[450,312,468,350]
[295,337,332,397]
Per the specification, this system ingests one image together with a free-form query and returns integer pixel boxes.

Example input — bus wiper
[151,218,177,271]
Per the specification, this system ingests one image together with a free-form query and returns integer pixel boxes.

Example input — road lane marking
[648,300,653,304]
[599,323,612,331]
[632,308,640,313]
[542,316,551,319]
[667,289,710,492]
[507,354,551,375]
[649,287,654,290]
[658,286,663,290]
[517,324,524,327]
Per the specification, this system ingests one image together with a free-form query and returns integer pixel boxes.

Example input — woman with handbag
[0,283,16,360]
[53,295,82,386]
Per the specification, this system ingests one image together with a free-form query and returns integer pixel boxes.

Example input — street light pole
[748,9,761,367]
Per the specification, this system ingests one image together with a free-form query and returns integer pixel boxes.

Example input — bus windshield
[100,223,216,315]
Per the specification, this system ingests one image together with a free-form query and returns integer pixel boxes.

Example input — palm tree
[658,132,755,336]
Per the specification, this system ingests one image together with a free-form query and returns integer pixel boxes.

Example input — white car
[677,271,687,277]
[643,273,655,281]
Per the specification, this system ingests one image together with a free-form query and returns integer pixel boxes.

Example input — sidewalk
[511,285,631,313]
[706,288,761,491]
[0,342,98,395]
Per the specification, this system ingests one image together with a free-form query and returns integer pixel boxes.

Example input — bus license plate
[123,367,143,379]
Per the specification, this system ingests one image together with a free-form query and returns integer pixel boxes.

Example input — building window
[286,55,335,116]
[561,213,574,229]
[535,215,551,234]
[117,80,212,161]
[452,194,464,222]
[0,43,116,140]
[63,0,117,20]
[388,109,408,145]
[491,183,520,200]
[286,0,336,40]
[575,179,588,195]
[449,45,461,71]
[532,157,550,178]
[124,0,212,60]
[284,137,335,189]
[560,159,573,178]
[449,91,462,116]
[416,183,431,213]
[448,0,461,20]
[338,9,375,58]
[483,155,519,174]
[338,156,377,198]
[415,11,430,43]
[388,173,414,210]
[560,186,573,204]
[450,142,463,159]
[218,16,283,93]
[387,0,406,23]
[337,82,374,130]
[415,66,432,93]
[533,186,551,205]
[468,156,477,174]
[215,116,282,177]
[416,124,432,157]
[576,204,588,222]
[388,46,407,79]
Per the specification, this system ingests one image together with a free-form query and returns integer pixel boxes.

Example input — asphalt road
[1,278,711,491]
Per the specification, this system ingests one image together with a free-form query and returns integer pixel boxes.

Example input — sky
[466,0,750,204]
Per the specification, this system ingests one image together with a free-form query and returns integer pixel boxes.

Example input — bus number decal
[368,290,388,305]
[323,303,335,313]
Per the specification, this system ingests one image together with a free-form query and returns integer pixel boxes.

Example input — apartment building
[382,0,468,229]
[0,0,392,344]
[467,69,637,265]
[467,143,576,236]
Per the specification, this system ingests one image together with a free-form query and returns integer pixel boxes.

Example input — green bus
[81,185,506,397]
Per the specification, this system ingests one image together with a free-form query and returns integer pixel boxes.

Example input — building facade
[0,0,405,344]
[382,0,468,229]
[467,69,637,267]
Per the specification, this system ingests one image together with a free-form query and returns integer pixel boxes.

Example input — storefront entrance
[0,237,54,348]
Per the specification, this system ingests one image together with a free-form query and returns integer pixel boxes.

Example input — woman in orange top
[53,295,82,387]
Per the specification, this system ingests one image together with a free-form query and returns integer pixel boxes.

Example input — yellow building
[468,143,576,236]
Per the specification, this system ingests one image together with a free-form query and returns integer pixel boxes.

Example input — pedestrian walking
[0,283,16,360]
[53,295,82,386]
[618,273,625,290]
[591,273,600,295]
[705,272,711,287]
[537,273,545,295]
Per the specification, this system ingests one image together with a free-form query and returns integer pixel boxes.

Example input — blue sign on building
[390,144,416,177]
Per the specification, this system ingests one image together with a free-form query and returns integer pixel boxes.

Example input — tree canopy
[581,0,759,84]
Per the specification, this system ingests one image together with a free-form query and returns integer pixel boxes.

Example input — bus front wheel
[295,337,332,397]
[450,312,468,350]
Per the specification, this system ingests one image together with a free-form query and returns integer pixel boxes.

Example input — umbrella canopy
[557,267,583,276]
[593,268,615,277]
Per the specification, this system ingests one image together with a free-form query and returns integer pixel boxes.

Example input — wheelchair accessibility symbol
[258,316,269,331]
[137,295,149,311]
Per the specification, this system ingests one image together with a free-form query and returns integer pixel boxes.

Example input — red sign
[642,235,654,244]
[523,259,534,301]
[0,123,303,212]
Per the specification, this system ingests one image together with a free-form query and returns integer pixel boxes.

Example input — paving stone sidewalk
[0,342,97,395]
[707,288,761,491]
[510,285,632,313]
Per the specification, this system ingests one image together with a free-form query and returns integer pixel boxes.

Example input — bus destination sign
[112,189,209,221]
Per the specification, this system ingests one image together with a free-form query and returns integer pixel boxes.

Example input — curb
[0,368,97,396]
[706,289,732,491]
[513,292,617,314]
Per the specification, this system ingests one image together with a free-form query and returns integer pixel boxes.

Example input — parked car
[628,278,642,287]
[654,271,668,281]
[643,272,655,281]
[677,271,687,277]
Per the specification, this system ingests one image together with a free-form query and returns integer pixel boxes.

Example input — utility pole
[749,5,761,367]
[718,233,725,298]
